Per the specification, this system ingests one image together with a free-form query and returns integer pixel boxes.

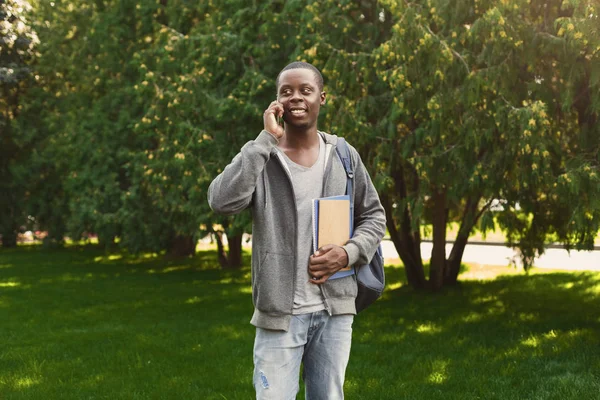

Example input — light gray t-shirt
[278,138,327,314]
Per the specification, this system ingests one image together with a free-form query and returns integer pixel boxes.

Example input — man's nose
[290,90,303,102]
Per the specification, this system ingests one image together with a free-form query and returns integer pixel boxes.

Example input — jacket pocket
[253,252,294,314]
[323,273,358,299]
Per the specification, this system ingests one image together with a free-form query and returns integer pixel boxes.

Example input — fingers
[309,244,337,265]
[308,245,349,284]
[308,261,330,284]
[263,100,284,138]
[313,245,334,257]
[264,100,284,118]
[309,274,330,285]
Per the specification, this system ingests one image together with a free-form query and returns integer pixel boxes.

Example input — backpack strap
[335,138,354,234]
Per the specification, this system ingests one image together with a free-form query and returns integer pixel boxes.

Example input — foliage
[0,0,39,247]
[295,0,600,289]
[7,0,600,276]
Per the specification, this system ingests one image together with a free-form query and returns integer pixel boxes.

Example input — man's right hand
[263,100,284,139]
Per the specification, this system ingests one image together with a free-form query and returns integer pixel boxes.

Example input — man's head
[276,61,324,92]
[275,62,326,132]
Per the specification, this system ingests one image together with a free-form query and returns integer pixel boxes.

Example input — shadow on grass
[1,245,599,399]
[0,245,256,399]
[348,264,600,399]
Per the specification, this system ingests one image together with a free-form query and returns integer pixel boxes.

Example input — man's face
[277,68,326,131]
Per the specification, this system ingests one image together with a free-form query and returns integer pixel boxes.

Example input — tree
[0,0,39,247]
[18,0,307,265]
[296,0,599,290]
[15,0,598,280]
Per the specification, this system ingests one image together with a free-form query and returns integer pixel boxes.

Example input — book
[312,195,354,280]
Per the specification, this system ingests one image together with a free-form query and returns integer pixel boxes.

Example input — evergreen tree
[297,0,599,289]
[0,0,39,247]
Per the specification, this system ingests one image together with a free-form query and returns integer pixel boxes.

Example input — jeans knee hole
[259,371,270,389]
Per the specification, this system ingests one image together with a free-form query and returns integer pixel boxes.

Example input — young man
[208,62,386,399]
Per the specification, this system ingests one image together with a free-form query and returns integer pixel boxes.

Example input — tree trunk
[98,234,117,251]
[214,231,229,267]
[167,234,196,257]
[213,231,243,269]
[1,203,19,248]
[445,196,480,285]
[446,233,468,285]
[381,150,427,289]
[381,194,426,289]
[225,233,243,269]
[429,189,448,291]
[1,230,17,248]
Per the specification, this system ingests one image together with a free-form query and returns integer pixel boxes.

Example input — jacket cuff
[343,242,360,267]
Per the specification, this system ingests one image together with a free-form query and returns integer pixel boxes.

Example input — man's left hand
[308,245,349,284]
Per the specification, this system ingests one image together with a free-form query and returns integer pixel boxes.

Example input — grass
[1,245,599,399]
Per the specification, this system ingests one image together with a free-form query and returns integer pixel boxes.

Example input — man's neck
[279,126,320,151]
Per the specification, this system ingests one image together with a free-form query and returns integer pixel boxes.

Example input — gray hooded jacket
[208,130,386,331]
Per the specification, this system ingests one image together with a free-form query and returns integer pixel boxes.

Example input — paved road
[381,240,600,271]
[216,235,599,271]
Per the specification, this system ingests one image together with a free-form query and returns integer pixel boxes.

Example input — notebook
[312,195,354,279]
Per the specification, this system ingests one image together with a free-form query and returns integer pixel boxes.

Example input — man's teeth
[291,109,306,115]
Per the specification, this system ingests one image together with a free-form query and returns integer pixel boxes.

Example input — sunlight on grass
[93,254,123,262]
[162,266,189,273]
[472,294,498,304]
[0,264,13,269]
[560,282,576,289]
[192,344,202,352]
[239,287,252,294]
[211,325,245,340]
[387,281,404,290]
[522,336,541,348]
[344,379,359,392]
[185,296,202,304]
[366,378,383,389]
[416,322,442,334]
[427,360,449,384]
[15,376,40,388]
[147,265,190,274]
[518,312,538,322]
[520,329,586,352]
[0,281,20,287]
[376,332,407,343]
[545,330,558,339]
[462,312,484,323]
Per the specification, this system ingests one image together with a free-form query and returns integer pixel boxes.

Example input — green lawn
[1,246,599,399]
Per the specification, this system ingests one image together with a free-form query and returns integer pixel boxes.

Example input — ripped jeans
[253,311,354,400]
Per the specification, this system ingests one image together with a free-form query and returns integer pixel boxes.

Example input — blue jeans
[253,311,354,399]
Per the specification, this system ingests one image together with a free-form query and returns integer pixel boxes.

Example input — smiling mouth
[289,109,307,116]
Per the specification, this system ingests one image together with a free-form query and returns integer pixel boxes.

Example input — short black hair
[276,61,324,92]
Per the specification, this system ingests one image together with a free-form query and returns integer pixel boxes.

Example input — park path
[381,240,600,271]
[218,235,599,271]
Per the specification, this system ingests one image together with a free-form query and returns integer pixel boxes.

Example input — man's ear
[320,91,327,105]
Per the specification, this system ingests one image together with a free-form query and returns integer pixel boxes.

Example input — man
[208,61,386,399]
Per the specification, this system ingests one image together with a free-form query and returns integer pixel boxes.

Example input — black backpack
[335,138,385,313]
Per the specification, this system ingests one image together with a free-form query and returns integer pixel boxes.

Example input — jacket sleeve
[208,130,279,215]
[342,144,387,267]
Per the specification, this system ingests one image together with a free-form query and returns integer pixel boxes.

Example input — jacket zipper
[272,150,300,316]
